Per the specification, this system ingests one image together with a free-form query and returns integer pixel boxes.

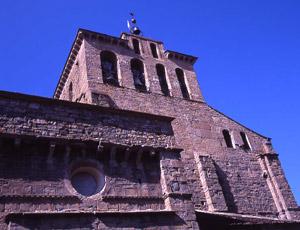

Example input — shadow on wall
[99,146,163,197]
[8,213,186,229]
[214,163,238,213]
[8,215,95,229]
[0,142,163,197]
[91,93,119,109]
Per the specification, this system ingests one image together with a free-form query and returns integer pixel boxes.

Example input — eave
[165,50,198,65]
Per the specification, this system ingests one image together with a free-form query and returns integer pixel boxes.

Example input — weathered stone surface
[1,28,299,229]
[0,91,175,149]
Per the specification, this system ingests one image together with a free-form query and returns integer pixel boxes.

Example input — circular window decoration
[70,166,105,197]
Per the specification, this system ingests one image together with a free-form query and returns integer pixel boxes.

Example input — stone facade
[0,28,299,229]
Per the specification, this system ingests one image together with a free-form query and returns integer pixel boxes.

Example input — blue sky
[0,0,299,204]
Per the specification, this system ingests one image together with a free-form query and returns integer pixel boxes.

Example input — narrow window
[175,68,190,99]
[131,58,146,91]
[240,132,251,150]
[223,130,234,148]
[150,43,158,58]
[68,82,73,101]
[132,39,140,54]
[156,64,170,96]
[100,51,119,86]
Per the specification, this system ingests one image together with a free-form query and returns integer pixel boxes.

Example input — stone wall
[0,91,175,149]
[0,138,165,210]
[84,76,298,218]
[0,91,193,229]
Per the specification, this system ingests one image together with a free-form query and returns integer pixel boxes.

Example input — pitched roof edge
[53,29,83,99]
[207,104,270,139]
[0,90,175,122]
[195,210,300,224]
[53,28,130,99]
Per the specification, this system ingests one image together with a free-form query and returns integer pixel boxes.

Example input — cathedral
[0,18,299,229]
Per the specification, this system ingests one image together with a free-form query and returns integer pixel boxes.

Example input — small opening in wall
[68,82,73,101]
[132,38,140,54]
[150,43,158,58]
[131,58,147,91]
[175,68,190,99]
[156,64,170,96]
[100,50,119,86]
[263,171,268,179]
[240,132,251,150]
[71,171,97,196]
[70,166,104,197]
[222,129,234,148]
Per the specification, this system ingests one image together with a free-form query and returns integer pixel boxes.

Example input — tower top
[53,28,200,101]
[127,13,142,35]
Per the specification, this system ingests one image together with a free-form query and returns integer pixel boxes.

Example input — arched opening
[150,43,158,58]
[156,64,170,96]
[68,82,73,101]
[222,129,234,148]
[240,132,251,150]
[175,68,190,99]
[132,38,140,54]
[131,58,146,91]
[100,50,119,86]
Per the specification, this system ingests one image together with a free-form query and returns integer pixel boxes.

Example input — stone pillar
[257,152,299,220]
[0,213,7,229]
[196,155,228,212]
[264,153,299,220]
[160,150,199,229]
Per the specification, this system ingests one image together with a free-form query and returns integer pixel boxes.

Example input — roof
[0,90,175,122]
[196,210,300,226]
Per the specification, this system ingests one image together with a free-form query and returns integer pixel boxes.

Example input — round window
[70,166,104,197]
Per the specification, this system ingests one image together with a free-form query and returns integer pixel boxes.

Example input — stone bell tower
[53,25,204,109]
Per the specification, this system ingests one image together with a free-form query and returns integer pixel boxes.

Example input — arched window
[132,39,140,54]
[222,129,234,148]
[131,58,146,91]
[240,132,251,150]
[175,68,190,99]
[68,82,73,101]
[156,64,170,96]
[100,51,119,86]
[150,43,158,58]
